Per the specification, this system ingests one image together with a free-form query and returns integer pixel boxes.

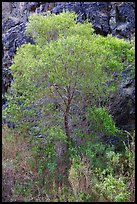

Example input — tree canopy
[4,11,134,135]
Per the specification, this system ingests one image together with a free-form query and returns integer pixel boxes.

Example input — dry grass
[69,156,91,195]
[2,124,135,202]
[2,125,31,177]
[2,124,88,201]
[69,156,110,202]
[2,124,32,202]
[2,124,72,201]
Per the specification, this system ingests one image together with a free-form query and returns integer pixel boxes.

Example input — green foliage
[122,131,135,178]
[31,136,57,168]
[26,11,77,45]
[62,19,95,38]
[87,106,119,136]
[96,173,129,202]
[93,131,135,202]
[48,126,67,142]
[3,127,135,202]
[106,151,121,171]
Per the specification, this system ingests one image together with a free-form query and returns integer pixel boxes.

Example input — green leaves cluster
[26,11,77,45]
[48,126,67,142]
[87,106,119,136]
[96,173,129,202]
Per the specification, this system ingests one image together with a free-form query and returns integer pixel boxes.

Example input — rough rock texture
[51,2,135,38]
[2,2,33,94]
[109,77,135,131]
[2,22,34,92]
[2,2,135,131]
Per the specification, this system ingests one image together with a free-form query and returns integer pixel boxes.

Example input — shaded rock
[52,2,110,34]
[110,2,135,39]
[2,20,35,94]
[51,2,135,38]
[27,2,40,11]
[2,17,20,33]
[108,78,135,131]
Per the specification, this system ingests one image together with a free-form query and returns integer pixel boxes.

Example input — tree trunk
[55,87,74,200]
[54,141,72,201]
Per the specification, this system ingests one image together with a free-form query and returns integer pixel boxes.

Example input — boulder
[108,78,135,131]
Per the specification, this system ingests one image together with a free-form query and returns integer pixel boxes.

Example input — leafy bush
[87,106,119,136]
[26,11,77,44]
[96,173,129,202]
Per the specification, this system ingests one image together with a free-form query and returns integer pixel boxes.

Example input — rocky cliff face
[108,77,135,131]
[2,2,135,131]
[2,2,33,94]
[52,2,135,38]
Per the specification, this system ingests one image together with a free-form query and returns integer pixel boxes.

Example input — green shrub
[96,173,130,202]
[26,11,77,45]
[87,106,119,136]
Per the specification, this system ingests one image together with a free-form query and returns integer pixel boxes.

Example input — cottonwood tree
[3,11,134,193]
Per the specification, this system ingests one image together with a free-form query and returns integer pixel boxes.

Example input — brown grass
[2,124,135,202]
[2,124,32,202]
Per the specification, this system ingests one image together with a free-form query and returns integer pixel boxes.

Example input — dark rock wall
[2,2,33,94]
[51,2,135,38]
[2,2,135,131]
[108,78,135,131]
